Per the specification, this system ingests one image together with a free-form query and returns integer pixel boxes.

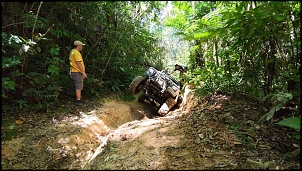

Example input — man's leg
[71,72,83,104]
[75,89,81,100]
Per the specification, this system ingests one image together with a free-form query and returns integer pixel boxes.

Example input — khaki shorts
[70,72,83,90]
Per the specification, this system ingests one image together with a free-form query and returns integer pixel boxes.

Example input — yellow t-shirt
[69,49,85,73]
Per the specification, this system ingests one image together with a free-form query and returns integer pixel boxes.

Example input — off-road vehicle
[129,67,182,116]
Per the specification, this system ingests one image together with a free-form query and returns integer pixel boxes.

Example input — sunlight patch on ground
[133,118,161,127]
[47,109,115,169]
[73,112,110,131]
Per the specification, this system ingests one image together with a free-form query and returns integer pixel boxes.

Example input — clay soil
[1,88,300,170]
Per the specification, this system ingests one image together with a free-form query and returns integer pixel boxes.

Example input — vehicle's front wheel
[129,76,146,94]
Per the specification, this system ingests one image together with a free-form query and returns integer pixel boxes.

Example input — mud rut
[1,87,300,170]
[1,89,180,170]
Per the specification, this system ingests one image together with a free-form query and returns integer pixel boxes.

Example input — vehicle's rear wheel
[129,76,146,94]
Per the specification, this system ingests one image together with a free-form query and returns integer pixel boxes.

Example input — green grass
[1,121,19,141]
[120,93,136,101]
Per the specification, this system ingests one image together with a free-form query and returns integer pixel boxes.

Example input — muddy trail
[1,88,300,170]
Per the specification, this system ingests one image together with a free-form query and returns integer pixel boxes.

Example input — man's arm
[76,61,87,78]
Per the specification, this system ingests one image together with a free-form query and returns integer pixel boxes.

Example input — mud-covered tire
[129,76,146,94]
[166,97,177,109]
[158,97,177,116]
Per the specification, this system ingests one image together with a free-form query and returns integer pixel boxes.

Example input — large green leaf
[266,103,283,121]
[199,32,210,38]
[277,117,301,132]
[272,93,293,103]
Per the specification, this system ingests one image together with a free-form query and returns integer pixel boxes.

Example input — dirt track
[1,87,300,170]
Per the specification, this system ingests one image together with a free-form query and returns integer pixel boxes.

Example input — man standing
[173,64,187,89]
[69,40,87,105]
[174,64,187,75]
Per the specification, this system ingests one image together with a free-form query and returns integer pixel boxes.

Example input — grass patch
[1,121,19,141]
[118,91,140,102]
[120,94,136,101]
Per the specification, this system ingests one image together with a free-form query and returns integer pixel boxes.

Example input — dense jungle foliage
[2,1,300,130]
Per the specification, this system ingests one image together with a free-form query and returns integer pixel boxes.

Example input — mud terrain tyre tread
[167,97,177,108]
[129,76,146,94]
